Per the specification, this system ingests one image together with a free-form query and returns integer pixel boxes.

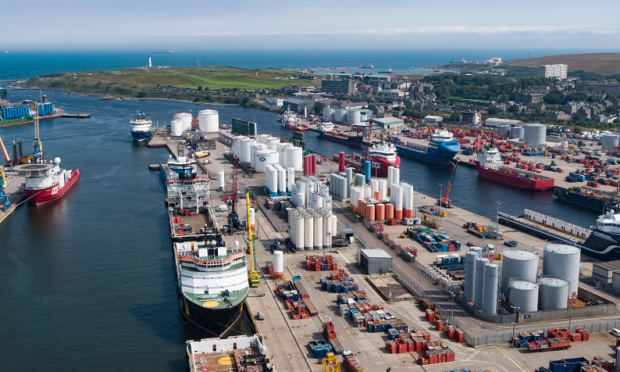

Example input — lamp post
[496,201,501,249]
[568,294,576,331]
[439,183,443,214]
[389,268,393,304]
[449,291,455,325]
[511,305,520,345]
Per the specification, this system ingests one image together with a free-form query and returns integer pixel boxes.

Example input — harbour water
[0,90,599,371]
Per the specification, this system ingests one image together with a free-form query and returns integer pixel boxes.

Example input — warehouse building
[485,118,522,128]
[593,260,620,285]
[265,98,284,107]
[282,98,307,113]
[374,117,405,129]
[358,249,393,275]
[423,115,443,124]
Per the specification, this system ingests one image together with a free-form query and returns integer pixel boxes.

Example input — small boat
[194,150,210,158]
[378,67,393,74]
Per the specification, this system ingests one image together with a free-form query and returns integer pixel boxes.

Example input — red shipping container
[439,351,447,363]
[418,355,428,365]
[446,350,455,362]
[395,339,407,354]
[427,351,438,364]
[407,339,415,352]
[422,332,431,342]
[435,320,444,331]
[447,328,456,340]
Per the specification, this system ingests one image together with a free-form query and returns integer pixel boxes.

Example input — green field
[23,66,318,99]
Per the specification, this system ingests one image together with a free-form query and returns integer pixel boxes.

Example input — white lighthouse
[148,55,152,68]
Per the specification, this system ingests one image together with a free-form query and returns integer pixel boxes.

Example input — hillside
[507,53,620,76]
[22,66,317,98]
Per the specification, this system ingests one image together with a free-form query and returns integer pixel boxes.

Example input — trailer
[329,337,344,355]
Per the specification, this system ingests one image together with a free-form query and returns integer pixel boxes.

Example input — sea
[0,49,599,80]
[0,51,604,371]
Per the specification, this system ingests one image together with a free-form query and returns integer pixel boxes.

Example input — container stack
[412,228,461,252]
[320,275,358,293]
[305,255,339,271]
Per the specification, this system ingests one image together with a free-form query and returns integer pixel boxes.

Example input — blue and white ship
[160,143,197,182]
[130,111,153,141]
[394,129,461,164]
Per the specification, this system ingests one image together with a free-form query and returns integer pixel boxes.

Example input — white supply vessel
[130,111,153,141]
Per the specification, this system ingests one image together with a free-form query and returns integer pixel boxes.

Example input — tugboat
[475,147,555,190]
[130,111,153,142]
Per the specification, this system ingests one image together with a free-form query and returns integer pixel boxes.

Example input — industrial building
[282,98,307,113]
[0,88,6,101]
[373,117,405,129]
[459,110,481,127]
[321,79,356,95]
[484,118,522,128]
[423,115,443,124]
[265,98,284,107]
[357,249,392,275]
[537,64,568,80]
[592,260,620,285]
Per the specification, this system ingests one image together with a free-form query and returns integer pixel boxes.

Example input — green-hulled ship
[0,116,33,128]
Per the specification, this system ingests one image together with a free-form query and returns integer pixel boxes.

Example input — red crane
[437,158,460,208]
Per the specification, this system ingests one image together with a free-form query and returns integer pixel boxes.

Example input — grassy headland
[23,66,318,105]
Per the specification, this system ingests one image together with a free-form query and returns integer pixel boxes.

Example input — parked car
[612,329,620,337]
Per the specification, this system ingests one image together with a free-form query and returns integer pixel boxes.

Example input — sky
[3,0,620,50]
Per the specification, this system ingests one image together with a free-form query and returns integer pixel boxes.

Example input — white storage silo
[265,165,278,194]
[179,112,192,132]
[295,214,305,251]
[232,136,248,159]
[510,126,524,140]
[387,166,394,192]
[360,112,368,122]
[314,215,323,250]
[287,167,295,192]
[274,251,284,277]
[323,215,332,249]
[171,118,183,136]
[331,215,338,241]
[324,107,335,121]
[348,110,361,124]
[524,124,546,146]
[256,134,270,144]
[324,196,332,214]
[542,244,580,298]
[464,251,478,302]
[354,174,365,187]
[218,171,225,190]
[474,257,489,308]
[538,277,569,310]
[392,167,400,185]
[471,247,482,256]
[267,137,280,151]
[334,109,347,123]
[240,138,254,163]
[602,134,620,152]
[371,178,379,194]
[509,280,539,312]
[278,143,292,168]
[483,263,499,314]
[305,215,314,250]
[198,109,219,132]
[286,147,303,171]
[250,143,266,169]
[498,125,511,137]
[501,250,539,296]
[250,208,255,227]
[276,165,286,194]
[379,179,387,201]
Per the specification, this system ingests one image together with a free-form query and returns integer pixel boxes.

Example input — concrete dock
[0,172,25,225]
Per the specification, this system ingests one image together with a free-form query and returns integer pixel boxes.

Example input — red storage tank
[374,191,381,201]
[376,203,385,220]
[339,152,345,172]
[358,200,366,218]
[366,204,375,221]
[385,203,395,219]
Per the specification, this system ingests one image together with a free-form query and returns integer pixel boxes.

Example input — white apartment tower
[538,64,567,80]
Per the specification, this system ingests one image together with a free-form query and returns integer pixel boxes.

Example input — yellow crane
[246,192,261,287]
[322,352,341,372]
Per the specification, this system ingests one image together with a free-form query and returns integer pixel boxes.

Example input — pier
[0,172,26,226]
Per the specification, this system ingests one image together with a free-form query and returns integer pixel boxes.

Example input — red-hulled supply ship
[14,157,80,205]
[281,109,309,131]
[334,142,400,178]
[475,147,554,190]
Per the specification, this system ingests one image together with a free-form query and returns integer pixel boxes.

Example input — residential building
[577,80,620,95]
[526,102,546,113]
[322,79,355,95]
[459,110,481,127]
[411,82,434,94]
[550,111,570,121]
[489,68,507,76]
[374,117,405,129]
[537,64,568,79]
[282,98,307,113]
[563,101,583,115]
[265,98,284,107]
[515,92,545,104]
[381,89,408,97]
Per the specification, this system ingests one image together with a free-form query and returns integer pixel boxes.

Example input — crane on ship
[437,157,461,209]
[246,191,261,287]
[32,102,43,159]
[363,118,374,163]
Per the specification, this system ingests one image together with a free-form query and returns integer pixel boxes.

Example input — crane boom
[363,118,373,162]
[0,136,10,165]
[439,159,460,207]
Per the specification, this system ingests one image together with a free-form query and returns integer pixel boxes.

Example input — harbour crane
[246,191,261,287]
[0,136,11,165]
[363,118,374,163]
[225,155,242,234]
[32,102,42,159]
[437,158,461,209]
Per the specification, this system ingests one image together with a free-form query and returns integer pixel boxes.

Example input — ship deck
[521,217,587,244]
[183,285,249,310]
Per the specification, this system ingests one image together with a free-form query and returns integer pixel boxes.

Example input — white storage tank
[265,165,278,194]
[464,251,479,302]
[524,123,546,146]
[267,137,280,151]
[510,126,524,140]
[538,277,569,310]
[602,134,620,152]
[324,107,335,121]
[274,251,284,276]
[198,109,219,132]
[275,164,286,194]
[314,215,323,250]
[171,118,183,136]
[287,167,295,192]
[501,250,539,296]
[232,136,248,159]
[360,112,368,122]
[249,208,255,227]
[323,196,332,214]
[254,149,279,172]
[334,109,347,123]
[278,143,292,168]
[542,244,580,297]
[509,280,539,312]
[218,171,225,190]
[474,257,489,308]
[498,125,511,137]
[347,110,361,124]
[483,263,500,314]
[305,215,314,250]
[240,138,255,163]
[295,214,305,251]
[179,112,192,131]
[250,143,266,169]
[286,147,303,171]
